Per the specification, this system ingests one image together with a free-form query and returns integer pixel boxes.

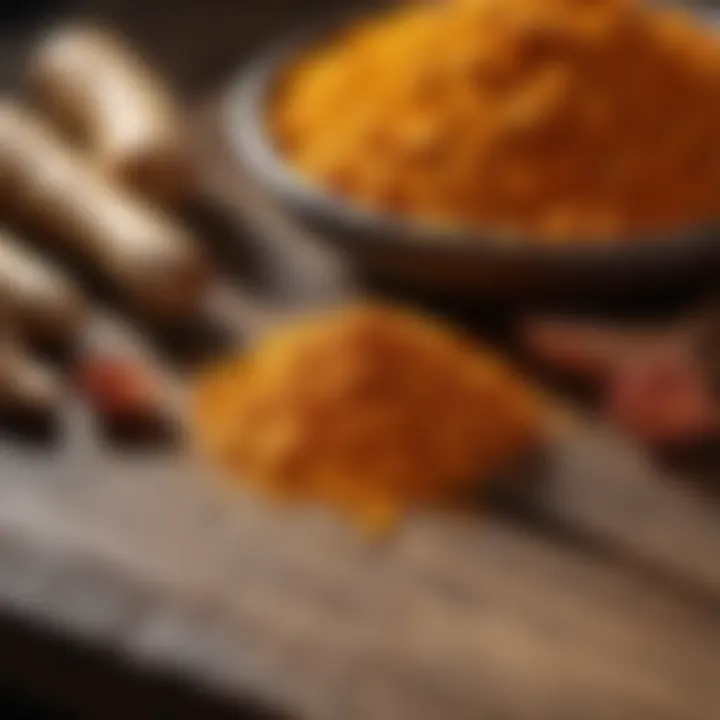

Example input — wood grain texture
[2,428,720,720]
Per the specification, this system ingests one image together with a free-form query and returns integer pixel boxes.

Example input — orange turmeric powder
[193,305,540,531]
[272,0,720,241]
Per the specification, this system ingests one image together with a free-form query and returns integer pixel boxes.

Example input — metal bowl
[225,12,720,303]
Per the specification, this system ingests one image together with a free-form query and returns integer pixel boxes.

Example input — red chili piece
[77,356,158,419]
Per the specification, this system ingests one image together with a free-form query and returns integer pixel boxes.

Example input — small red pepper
[76,356,159,419]
[523,319,720,447]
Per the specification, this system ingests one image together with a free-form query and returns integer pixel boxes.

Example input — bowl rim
[225,6,720,266]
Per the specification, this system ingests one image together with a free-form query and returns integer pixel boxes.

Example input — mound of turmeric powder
[194,305,540,530]
[272,0,720,241]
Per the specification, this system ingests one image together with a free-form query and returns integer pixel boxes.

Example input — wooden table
[1,2,720,719]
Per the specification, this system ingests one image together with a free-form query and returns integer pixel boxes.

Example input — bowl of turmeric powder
[229,0,720,299]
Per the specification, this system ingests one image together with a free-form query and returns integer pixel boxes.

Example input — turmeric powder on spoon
[194,305,540,531]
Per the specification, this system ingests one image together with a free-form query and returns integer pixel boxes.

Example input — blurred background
[0,0,335,96]
[1,0,720,719]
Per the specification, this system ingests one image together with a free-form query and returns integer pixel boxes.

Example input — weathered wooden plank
[532,422,720,597]
[1,431,720,720]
